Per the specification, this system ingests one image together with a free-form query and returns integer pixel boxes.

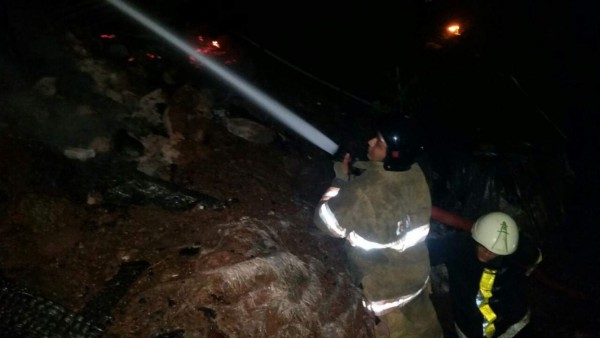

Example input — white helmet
[471,212,519,255]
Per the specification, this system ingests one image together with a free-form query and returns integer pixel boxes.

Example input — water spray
[106,0,339,155]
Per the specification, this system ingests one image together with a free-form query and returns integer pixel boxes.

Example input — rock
[224,117,276,144]
[112,218,371,337]
[101,170,225,210]
[64,147,96,161]
[33,77,57,97]
[134,89,167,125]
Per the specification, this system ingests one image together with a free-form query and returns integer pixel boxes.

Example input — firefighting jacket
[313,161,433,316]
[427,231,542,337]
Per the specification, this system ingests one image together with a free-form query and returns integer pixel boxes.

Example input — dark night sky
[194,0,599,141]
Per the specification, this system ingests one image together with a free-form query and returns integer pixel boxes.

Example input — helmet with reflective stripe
[471,212,519,255]
[375,114,425,172]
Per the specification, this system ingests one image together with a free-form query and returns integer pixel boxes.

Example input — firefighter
[427,211,543,338]
[313,113,443,337]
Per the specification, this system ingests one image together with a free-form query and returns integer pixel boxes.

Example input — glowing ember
[145,53,161,59]
[446,24,461,36]
[100,34,117,39]
[187,35,236,67]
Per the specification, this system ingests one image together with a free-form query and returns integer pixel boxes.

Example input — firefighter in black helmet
[376,114,425,172]
[314,113,442,337]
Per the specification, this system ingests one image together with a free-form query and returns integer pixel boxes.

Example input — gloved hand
[333,153,351,181]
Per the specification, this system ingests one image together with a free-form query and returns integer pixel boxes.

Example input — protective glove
[333,153,351,181]
[333,161,349,181]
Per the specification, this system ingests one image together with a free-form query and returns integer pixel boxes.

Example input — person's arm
[312,154,352,237]
[332,153,352,184]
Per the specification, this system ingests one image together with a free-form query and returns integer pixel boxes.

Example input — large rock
[109,217,373,337]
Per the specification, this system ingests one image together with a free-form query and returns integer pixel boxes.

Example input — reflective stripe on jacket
[313,161,433,311]
[428,231,541,337]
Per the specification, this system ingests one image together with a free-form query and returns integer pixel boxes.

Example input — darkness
[134,0,600,280]
[2,0,598,241]
[2,0,599,249]
[6,0,597,122]
[1,0,600,335]
[167,0,600,150]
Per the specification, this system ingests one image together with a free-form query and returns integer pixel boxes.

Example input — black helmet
[375,114,425,172]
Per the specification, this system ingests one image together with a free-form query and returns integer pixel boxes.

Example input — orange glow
[189,34,238,67]
[446,24,461,36]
